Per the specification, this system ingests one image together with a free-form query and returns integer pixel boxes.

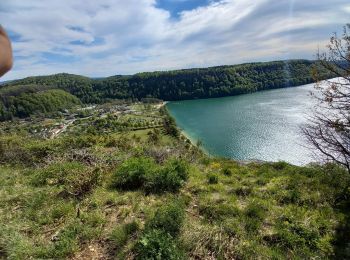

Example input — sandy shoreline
[180,128,211,155]
[155,101,168,109]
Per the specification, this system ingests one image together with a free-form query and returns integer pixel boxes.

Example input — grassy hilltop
[0,102,349,259]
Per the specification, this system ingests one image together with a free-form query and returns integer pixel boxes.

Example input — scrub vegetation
[0,102,349,259]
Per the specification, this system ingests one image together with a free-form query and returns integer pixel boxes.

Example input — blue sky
[157,0,212,18]
[0,0,349,81]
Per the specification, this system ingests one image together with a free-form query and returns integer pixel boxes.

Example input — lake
[167,83,317,165]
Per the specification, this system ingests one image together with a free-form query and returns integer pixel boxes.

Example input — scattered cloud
[0,0,348,81]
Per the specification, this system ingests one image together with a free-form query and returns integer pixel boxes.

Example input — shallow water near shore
[167,83,317,165]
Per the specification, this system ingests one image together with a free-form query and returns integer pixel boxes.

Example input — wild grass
[0,106,349,259]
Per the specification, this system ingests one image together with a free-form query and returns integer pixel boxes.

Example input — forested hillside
[3,60,330,104]
[3,74,95,103]
[0,85,81,120]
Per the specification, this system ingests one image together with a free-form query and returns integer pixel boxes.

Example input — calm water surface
[167,84,316,165]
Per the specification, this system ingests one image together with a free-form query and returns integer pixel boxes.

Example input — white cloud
[0,0,348,81]
[345,5,350,13]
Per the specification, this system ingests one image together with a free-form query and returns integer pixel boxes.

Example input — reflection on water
[167,83,316,165]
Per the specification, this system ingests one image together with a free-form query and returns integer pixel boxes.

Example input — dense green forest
[99,59,325,101]
[0,59,332,120]
[4,60,329,102]
[0,86,81,120]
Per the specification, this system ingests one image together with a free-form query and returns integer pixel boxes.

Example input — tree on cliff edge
[303,24,350,172]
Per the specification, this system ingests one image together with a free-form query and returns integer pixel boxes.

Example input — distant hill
[4,74,96,103]
[2,59,332,107]
[0,85,81,120]
[0,60,331,118]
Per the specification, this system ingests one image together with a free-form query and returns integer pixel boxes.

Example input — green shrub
[63,134,101,149]
[24,141,58,163]
[270,207,328,255]
[278,189,302,205]
[63,168,100,199]
[147,129,160,144]
[166,159,190,182]
[244,217,263,234]
[50,203,75,220]
[144,159,189,193]
[262,220,323,258]
[163,114,180,138]
[234,186,252,197]
[274,223,319,251]
[134,230,184,260]
[271,161,289,170]
[222,167,233,176]
[245,201,267,220]
[0,135,32,165]
[104,136,119,148]
[244,201,267,233]
[30,162,85,187]
[222,218,243,237]
[124,221,140,234]
[144,169,183,193]
[255,177,268,186]
[112,158,189,193]
[199,203,240,222]
[207,174,218,184]
[30,162,100,199]
[200,157,211,166]
[109,221,139,250]
[146,201,185,237]
[111,157,157,190]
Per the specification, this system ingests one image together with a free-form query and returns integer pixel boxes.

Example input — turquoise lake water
[167,84,316,165]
